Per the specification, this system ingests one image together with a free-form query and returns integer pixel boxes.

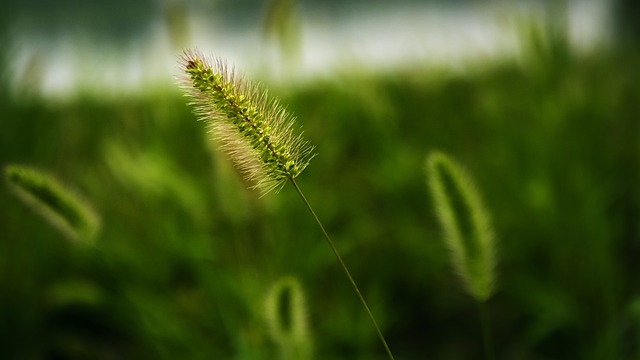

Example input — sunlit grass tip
[4,164,100,244]
[264,276,313,360]
[177,49,315,195]
[425,151,496,302]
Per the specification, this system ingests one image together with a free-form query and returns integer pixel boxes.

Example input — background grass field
[1,17,639,359]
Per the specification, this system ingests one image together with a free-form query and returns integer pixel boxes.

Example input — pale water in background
[5,0,613,100]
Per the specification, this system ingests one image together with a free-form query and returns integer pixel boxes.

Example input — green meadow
[1,31,639,359]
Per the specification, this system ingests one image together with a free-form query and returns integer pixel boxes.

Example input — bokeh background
[1,0,639,359]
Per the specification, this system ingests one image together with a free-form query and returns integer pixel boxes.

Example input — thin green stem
[478,300,495,360]
[289,178,396,360]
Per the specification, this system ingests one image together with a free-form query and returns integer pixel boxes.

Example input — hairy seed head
[5,164,100,244]
[178,49,314,194]
[425,151,496,301]
[264,276,313,360]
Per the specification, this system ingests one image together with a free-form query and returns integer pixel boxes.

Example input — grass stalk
[290,178,396,360]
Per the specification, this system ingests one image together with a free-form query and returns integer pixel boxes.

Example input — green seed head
[4,165,100,244]
[425,151,496,302]
[264,276,313,360]
[179,49,315,194]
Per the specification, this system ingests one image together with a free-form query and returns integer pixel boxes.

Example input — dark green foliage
[1,46,638,359]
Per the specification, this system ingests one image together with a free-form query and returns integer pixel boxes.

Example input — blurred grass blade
[5,164,100,244]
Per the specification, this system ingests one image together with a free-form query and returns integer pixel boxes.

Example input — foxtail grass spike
[178,49,314,195]
[264,276,313,360]
[425,151,496,302]
[178,50,395,360]
[4,164,100,244]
